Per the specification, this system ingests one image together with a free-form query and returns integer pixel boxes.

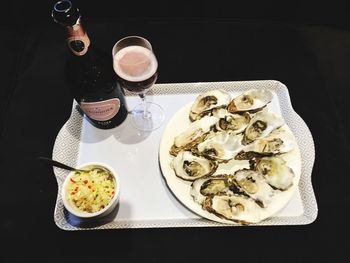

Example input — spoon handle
[38,156,82,172]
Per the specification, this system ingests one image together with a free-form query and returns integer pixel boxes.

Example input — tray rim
[52,79,318,230]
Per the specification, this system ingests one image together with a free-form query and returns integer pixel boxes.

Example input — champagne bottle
[52,0,128,129]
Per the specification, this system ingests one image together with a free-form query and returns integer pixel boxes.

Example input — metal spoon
[38,157,111,175]
[38,157,89,173]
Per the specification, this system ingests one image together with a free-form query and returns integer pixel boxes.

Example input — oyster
[170,116,219,156]
[242,110,284,145]
[191,175,236,204]
[236,127,295,159]
[190,173,256,205]
[202,195,261,224]
[171,151,218,181]
[212,108,251,133]
[196,131,244,162]
[227,89,273,113]
[255,156,295,191]
[246,127,294,154]
[234,169,274,208]
[189,89,231,121]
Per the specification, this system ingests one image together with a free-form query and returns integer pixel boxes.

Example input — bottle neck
[65,20,90,56]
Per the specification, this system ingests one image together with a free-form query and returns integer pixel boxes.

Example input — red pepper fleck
[111,191,115,196]
[84,180,88,184]
[88,185,92,189]
[75,187,78,191]
[70,178,76,183]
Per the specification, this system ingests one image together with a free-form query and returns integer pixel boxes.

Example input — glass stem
[139,93,151,119]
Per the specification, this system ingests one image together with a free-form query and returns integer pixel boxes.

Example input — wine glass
[112,36,164,131]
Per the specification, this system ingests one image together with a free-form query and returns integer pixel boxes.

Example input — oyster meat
[196,131,244,162]
[242,110,284,145]
[227,89,273,113]
[189,89,231,121]
[171,151,218,181]
[170,116,219,156]
[212,108,251,133]
[255,156,295,190]
[202,195,261,224]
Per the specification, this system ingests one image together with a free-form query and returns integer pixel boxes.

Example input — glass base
[130,102,165,131]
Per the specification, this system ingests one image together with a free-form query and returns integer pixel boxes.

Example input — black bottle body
[65,46,128,129]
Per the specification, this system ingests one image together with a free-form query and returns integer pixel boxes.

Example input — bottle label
[66,24,90,56]
[80,98,120,121]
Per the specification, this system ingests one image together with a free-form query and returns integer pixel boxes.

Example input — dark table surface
[1,0,350,262]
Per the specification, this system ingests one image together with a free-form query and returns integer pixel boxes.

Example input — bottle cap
[52,0,80,26]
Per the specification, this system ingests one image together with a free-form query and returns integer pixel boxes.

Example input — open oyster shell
[212,108,251,133]
[202,195,261,224]
[189,89,231,121]
[171,151,218,181]
[227,89,273,113]
[255,156,295,191]
[170,116,219,156]
[245,127,294,154]
[242,110,284,145]
[196,131,244,162]
[234,169,275,208]
[191,175,236,204]
[190,174,256,205]
[236,127,295,159]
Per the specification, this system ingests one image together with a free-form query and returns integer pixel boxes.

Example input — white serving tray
[52,80,317,230]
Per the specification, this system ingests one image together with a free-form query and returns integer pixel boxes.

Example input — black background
[1,0,349,262]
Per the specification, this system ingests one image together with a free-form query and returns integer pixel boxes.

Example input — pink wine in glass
[113,45,158,93]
